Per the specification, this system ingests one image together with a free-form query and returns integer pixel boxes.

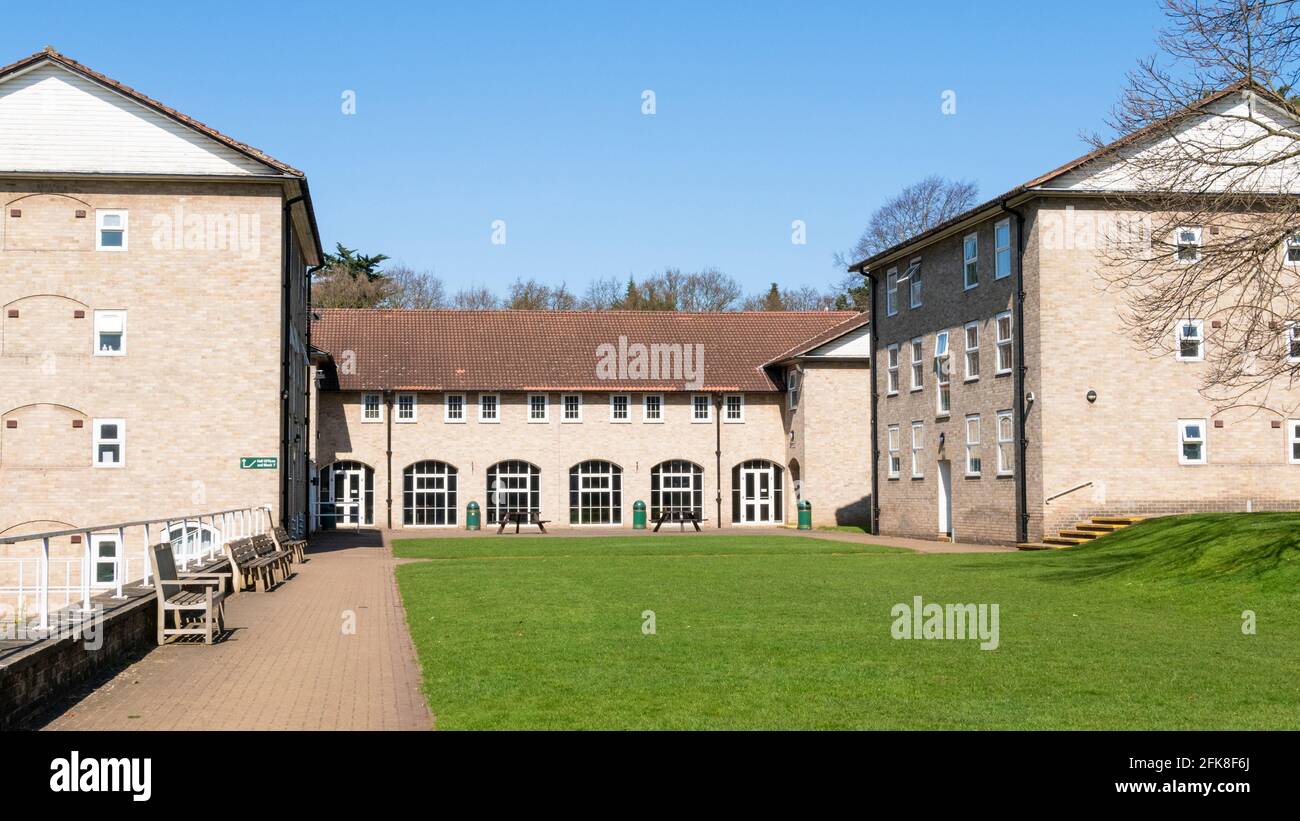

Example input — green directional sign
[240,457,278,469]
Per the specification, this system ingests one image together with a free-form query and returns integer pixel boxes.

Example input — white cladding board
[0,62,274,176]
[1044,93,1300,194]
[808,325,870,358]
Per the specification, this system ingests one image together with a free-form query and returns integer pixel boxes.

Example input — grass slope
[394,514,1300,729]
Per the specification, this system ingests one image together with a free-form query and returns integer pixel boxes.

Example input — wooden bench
[653,509,707,532]
[226,536,281,592]
[148,543,231,645]
[495,511,551,534]
[253,533,292,579]
[272,526,307,563]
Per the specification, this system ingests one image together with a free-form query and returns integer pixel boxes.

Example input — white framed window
[1178,419,1207,464]
[885,268,899,316]
[561,393,581,422]
[887,425,901,479]
[994,218,1011,279]
[934,331,951,416]
[963,232,979,289]
[692,394,712,422]
[96,210,127,251]
[906,258,922,308]
[910,338,924,391]
[1175,319,1204,362]
[724,393,744,422]
[995,312,1013,375]
[362,393,383,423]
[444,393,465,423]
[91,533,120,587]
[1288,419,1300,464]
[886,343,900,395]
[610,394,631,422]
[479,393,499,423]
[643,393,663,422]
[787,369,801,410]
[1286,235,1300,264]
[1175,226,1201,263]
[93,418,124,468]
[93,309,126,356]
[1285,323,1300,363]
[963,321,980,381]
[396,393,417,423]
[996,410,1014,476]
[965,414,982,476]
[910,421,924,478]
[528,393,549,422]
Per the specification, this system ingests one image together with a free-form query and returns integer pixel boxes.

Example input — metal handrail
[0,504,272,635]
[1045,481,1093,505]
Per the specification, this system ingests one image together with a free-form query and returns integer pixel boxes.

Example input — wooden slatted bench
[148,543,231,645]
[272,526,307,563]
[252,533,292,578]
[225,536,280,592]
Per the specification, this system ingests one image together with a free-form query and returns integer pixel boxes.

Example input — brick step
[1058,529,1099,539]
[1076,522,1123,532]
[1015,542,1056,551]
[1091,516,1145,525]
[1043,536,1089,546]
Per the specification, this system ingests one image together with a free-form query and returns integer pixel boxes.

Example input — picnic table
[652,509,707,532]
[496,511,551,534]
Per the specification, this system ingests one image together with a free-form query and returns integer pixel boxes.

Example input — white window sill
[93,463,125,469]
[478,418,500,424]
[444,418,467,424]
[395,419,417,424]
[528,419,550,424]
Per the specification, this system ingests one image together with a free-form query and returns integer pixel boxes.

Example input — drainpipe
[714,393,723,528]
[304,263,322,534]
[1003,203,1031,544]
[385,390,394,529]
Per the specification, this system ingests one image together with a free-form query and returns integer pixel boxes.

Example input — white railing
[0,505,272,638]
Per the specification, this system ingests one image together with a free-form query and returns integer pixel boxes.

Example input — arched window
[486,460,540,524]
[650,460,703,522]
[166,521,219,564]
[569,460,622,524]
[404,461,458,526]
[731,460,784,524]
[318,460,376,527]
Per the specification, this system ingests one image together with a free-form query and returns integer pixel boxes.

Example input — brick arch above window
[0,403,90,469]
[2,294,92,358]
[3,193,95,251]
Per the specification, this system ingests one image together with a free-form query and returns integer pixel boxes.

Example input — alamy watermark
[596,336,704,390]
[891,595,999,650]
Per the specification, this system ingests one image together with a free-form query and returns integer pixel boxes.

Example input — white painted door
[333,469,364,525]
[937,460,953,537]
[740,466,775,523]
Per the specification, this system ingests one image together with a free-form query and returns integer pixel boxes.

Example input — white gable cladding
[1044,93,1300,194]
[808,326,871,358]
[0,62,275,176]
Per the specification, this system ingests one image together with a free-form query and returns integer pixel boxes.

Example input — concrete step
[1076,522,1123,532]
[1015,542,1055,551]
[1091,516,1145,525]
[1058,529,1099,539]
[1043,536,1089,546]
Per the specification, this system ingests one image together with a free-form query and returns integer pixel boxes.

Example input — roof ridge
[0,47,303,177]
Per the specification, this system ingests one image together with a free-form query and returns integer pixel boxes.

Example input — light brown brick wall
[796,361,872,525]
[0,178,294,547]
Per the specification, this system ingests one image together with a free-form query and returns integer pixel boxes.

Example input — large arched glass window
[650,460,703,522]
[486,460,540,524]
[318,460,376,527]
[404,461,458,526]
[731,459,784,524]
[569,460,622,524]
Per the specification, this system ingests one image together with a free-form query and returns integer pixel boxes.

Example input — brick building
[0,49,321,586]
[850,82,1300,546]
[308,309,871,530]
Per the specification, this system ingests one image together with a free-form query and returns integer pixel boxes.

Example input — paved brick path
[43,530,432,730]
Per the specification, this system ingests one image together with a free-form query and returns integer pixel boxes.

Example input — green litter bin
[797,500,812,530]
[466,501,481,531]
[632,500,647,530]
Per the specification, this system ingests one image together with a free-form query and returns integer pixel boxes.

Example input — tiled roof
[764,311,872,365]
[0,47,303,177]
[312,308,864,392]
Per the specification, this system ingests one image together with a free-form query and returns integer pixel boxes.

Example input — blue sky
[5,1,1168,296]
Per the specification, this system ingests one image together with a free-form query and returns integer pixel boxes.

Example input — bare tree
[506,278,578,310]
[741,283,835,311]
[834,176,980,267]
[1092,0,1300,412]
[452,286,500,310]
[381,264,447,309]
[580,276,623,310]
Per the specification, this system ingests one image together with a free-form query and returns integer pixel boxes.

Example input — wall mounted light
[1086,390,1097,403]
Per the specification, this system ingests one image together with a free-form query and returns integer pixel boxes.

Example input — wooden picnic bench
[653,509,707,532]
[226,535,287,592]
[148,542,232,645]
[271,526,307,563]
[496,511,551,534]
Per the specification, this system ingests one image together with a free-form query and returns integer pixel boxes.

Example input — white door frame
[739,464,777,524]
[937,460,953,538]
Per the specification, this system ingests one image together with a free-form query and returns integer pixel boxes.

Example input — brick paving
[41,530,432,730]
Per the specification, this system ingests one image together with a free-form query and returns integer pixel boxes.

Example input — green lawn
[393,514,1300,729]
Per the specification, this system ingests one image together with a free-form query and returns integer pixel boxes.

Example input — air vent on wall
[5,420,16,429]
[6,310,16,318]
[8,209,19,218]
[73,310,85,319]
